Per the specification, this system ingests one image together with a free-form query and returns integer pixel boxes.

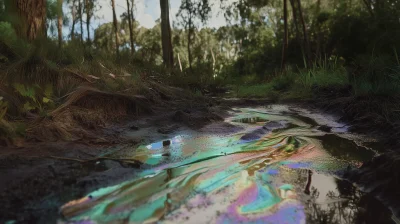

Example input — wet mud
[56,105,396,224]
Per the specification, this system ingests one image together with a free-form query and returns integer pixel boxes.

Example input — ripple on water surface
[59,106,395,224]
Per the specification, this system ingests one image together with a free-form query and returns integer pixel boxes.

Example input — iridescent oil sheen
[59,107,381,224]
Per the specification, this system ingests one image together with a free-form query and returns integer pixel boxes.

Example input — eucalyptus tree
[5,0,47,41]
[111,0,120,59]
[177,0,211,69]
[160,0,174,69]
[125,0,135,55]
[57,0,63,47]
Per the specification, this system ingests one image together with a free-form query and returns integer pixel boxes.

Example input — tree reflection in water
[304,173,394,224]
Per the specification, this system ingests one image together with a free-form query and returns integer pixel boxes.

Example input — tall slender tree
[70,0,77,41]
[160,0,174,69]
[289,0,301,47]
[111,0,120,59]
[85,0,92,45]
[297,0,311,64]
[126,0,135,55]
[79,0,84,44]
[177,0,210,70]
[57,0,63,48]
[280,0,288,71]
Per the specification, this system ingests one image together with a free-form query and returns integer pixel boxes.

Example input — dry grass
[28,86,153,142]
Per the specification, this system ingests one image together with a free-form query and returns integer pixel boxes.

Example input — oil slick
[59,107,392,224]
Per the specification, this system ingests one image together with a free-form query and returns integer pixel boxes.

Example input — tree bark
[315,0,321,58]
[187,15,193,70]
[280,0,288,71]
[160,0,174,69]
[297,0,311,64]
[178,53,183,72]
[79,0,84,44]
[111,0,120,59]
[57,0,63,48]
[85,0,91,45]
[7,0,47,41]
[71,0,77,41]
[289,0,301,47]
[126,0,135,55]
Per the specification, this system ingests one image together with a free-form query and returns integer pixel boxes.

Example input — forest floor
[1,84,400,223]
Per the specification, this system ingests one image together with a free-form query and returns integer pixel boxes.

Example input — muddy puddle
[59,105,396,224]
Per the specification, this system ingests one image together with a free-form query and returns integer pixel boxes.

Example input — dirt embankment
[0,82,227,224]
[302,86,400,218]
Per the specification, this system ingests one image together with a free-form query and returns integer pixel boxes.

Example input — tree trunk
[111,0,120,59]
[79,0,84,44]
[289,0,301,47]
[126,0,135,55]
[297,0,311,64]
[187,15,193,70]
[8,0,47,41]
[71,0,77,41]
[280,0,288,71]
[57,0,63,48]
[315,0,321,58]
[85,0,91,45]
[178,53,183,72]
[160,0,174,69]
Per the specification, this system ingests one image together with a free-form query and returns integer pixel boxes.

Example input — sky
[95,0,236,29]
[59,0,239,39]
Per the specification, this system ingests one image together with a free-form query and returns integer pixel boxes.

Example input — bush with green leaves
[13,83,54,116]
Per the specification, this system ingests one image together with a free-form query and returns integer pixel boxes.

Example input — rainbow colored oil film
[59,106,381,224]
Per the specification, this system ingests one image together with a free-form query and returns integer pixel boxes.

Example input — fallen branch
[48,155,142,164]
[64,68,96,83]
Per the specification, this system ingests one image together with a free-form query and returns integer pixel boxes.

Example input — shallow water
[60,105,395,224]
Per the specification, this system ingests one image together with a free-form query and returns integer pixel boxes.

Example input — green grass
[231,57,349,100]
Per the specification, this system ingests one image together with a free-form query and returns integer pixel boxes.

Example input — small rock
[158,124,179,134]
[104,160,122,169]
[163,140,171,146]
[162,152,171,157]
[317,125,332,132]
[129,125,139,130]
[263,121,287,130]
[172,110,190,123]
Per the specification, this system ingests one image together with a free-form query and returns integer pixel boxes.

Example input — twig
[64,68,96,83]
[48,155,141,164]
[49,155,86,162]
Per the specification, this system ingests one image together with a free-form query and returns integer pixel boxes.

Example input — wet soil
[0,98,227,223]
[0,97,398,223]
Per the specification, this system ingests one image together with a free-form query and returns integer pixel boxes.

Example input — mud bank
[302,86,400,219]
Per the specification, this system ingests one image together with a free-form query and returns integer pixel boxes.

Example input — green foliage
[351,55,400,96]
[0,21,29,58]
[13,83,54,114]
[297,56,348,88]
